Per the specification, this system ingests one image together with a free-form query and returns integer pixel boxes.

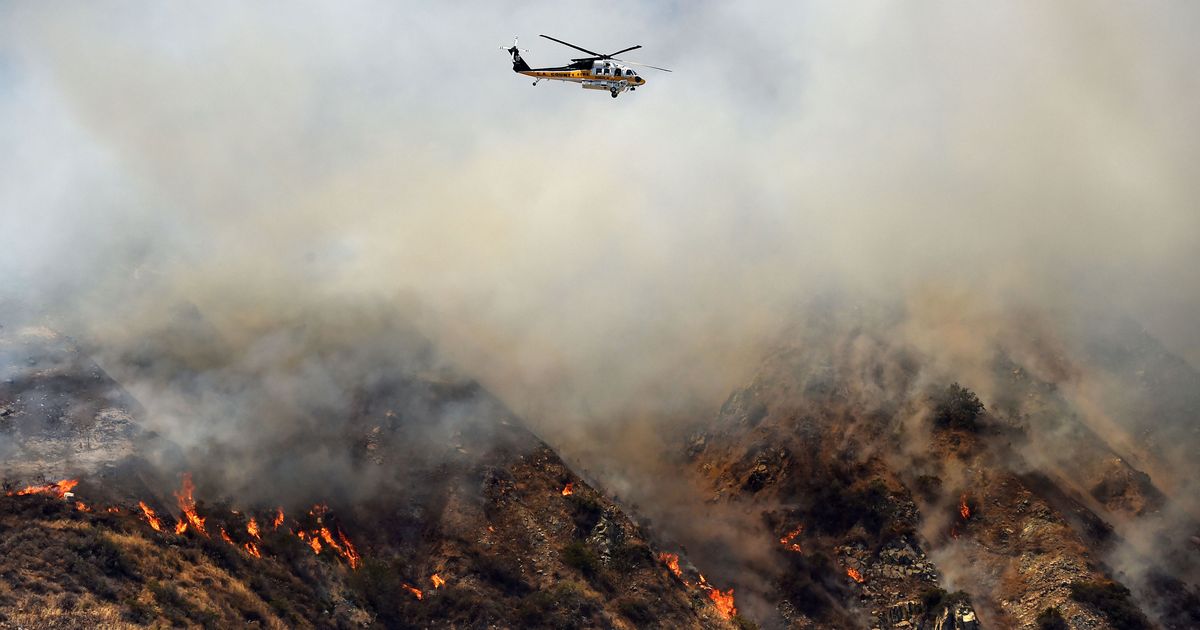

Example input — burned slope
[680,306,1194,629]
[0,316,734,629]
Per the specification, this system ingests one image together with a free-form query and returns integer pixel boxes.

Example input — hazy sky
[2,2,1198,427]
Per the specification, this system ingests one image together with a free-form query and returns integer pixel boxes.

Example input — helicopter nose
[636,77,645,85]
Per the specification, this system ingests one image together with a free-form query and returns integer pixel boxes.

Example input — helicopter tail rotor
[500,37,531,72]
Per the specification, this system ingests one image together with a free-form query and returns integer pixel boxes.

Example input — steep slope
[677,305,1197,629]
[0,321,737,629]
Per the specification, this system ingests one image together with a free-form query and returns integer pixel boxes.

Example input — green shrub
[932,383,985,431]
[561,541,600,576]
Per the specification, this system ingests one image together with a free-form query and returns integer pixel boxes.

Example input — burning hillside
[0,322,741,628]
[652,302,1200,629]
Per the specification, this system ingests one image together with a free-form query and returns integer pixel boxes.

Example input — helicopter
[501,34,671,98]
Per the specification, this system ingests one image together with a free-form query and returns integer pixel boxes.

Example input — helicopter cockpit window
[626,69,634,76]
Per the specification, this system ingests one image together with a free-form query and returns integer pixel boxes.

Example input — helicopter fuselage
[504,35,666,98]
[521,60,644,97]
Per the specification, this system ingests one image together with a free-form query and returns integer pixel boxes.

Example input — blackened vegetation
[920,587,971,621]
[792,468,908,542]
[777,551,849,618]
[1035,606,1069,630]
[1069,580,1152,630]
[931,383,985,432]
[1142,570,1200,630]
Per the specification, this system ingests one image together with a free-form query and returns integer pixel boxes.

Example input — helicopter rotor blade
[539,34,603,58]
[607,45,642,57]
[614,59,673,72]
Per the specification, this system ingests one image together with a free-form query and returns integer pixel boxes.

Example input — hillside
[0,322,739,629]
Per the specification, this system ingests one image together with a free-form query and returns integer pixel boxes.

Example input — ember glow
[959,494,971,520]
[10,478,79,499]
[846,567,865,583]
[174,473,207,537]
[402,584,423,600]
[707,588,737,618]
[431,574,446,589]
[561,482,574,496]
[220,527,235,545]
[779,524,803,553]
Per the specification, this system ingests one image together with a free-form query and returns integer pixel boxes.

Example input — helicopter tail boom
[501,38,531,72]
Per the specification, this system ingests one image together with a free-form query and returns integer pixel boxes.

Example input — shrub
[617,598,654,624]
[733,615,760,630]
[567,494,604,535]
[517,583,598,629]
[1069,580,1151,630]
[611,543,653,572]
[1036,606,1069,630]
[932,383,985,431]
[472,552,529,595]
[561,541,600,576]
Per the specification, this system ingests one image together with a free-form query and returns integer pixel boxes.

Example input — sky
[1,1,1199,436]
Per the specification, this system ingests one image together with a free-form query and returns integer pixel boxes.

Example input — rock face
[0,326,144,484]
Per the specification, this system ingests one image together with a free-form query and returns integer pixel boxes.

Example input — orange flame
[272,507,285,529]
[779,524,804,553]
[75,501,91,512]
[138,501,163,532]
[220,527,234,545]
[959,494,971,520]
[431,574,446,589]
[561,482,574,496]
[106,506,121,514]
[708,588,737,618]
[846,567,865,583]
[298,530,323,554]
[173,473,207,537]
[402,584,423,600]
[658,552,683,580]
[11,478,79,499]
[244,542,262,558]
[337,529,361,569]
[247,517,261,540]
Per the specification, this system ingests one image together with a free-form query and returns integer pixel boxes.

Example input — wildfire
[292,505,360,569]
[431,574,446,589]
[658,552,684,580]
[273,507,285,529]
[173,473,207,537]
[244,542,262,558]
[402,584,423,600]
[247,516,261,540]
[10,478,79,499]
[959,494,971,520]
[846,567,865,583]
[561,482,574,496]
[660,553,738,618]
[75,501,91,512]
[708,588,737,618]
[779,524,804,553]
[220,527,235,545]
